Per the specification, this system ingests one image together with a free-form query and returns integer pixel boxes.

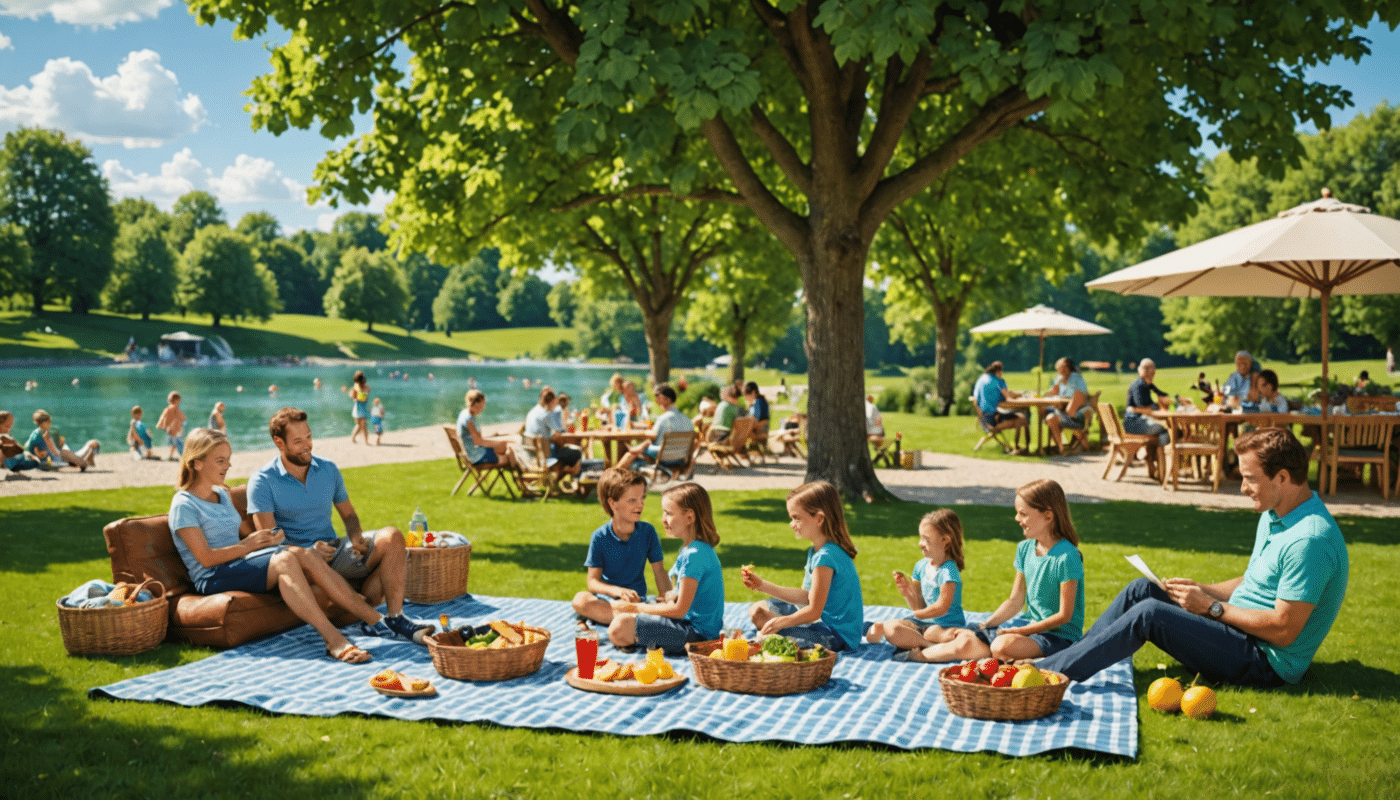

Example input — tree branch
[749,104,811,195]
[856,52,933,200]
[862,89,1052,237]
[700,115,809,255]
[551,184,743,212]
[521,0,585,66]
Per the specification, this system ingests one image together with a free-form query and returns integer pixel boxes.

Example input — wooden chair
[1065,392,1101,453]
[705,416,756,471]
[771,413,807,459]
[972,399,1014,454]
[743,420,774,465]
[1098,403,1159,482]
[1346,395,1398,413]
[443,425,516,498]
[510,436,562,501]
[1328,416,1394,500]
[1162,416,1226,492]
[639,430,700,488]
[871,435,898,467]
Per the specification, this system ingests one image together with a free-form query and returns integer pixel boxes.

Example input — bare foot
[327,641,372,664]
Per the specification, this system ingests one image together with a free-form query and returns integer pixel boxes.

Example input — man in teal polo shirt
[1039,427,1348,686]
[248,407,430,654]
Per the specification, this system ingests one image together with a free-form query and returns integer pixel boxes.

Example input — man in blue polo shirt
[1039,427,1347,686]
[247,407,430,654]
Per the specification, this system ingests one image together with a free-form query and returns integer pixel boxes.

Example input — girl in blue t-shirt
[902,479,1085,664]
[743,481,863,651]
[608,483,725,655]
[867,509,967,652]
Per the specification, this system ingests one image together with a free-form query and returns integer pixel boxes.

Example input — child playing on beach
[898,479,1084,663]
[866,509,967,652]
[370,398,385,445]
[742,481,864,651]
[1,410,40,472]
[128,405,159,460]
[606,482,724,654]
[156,391,186,460]
[571,467,672,627]
[207,401,227,434]
[26,409,99,471]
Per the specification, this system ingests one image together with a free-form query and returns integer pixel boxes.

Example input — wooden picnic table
[557,429,654,467]
[998,396,1069,455]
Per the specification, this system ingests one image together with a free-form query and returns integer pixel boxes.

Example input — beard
[284,450,312,467]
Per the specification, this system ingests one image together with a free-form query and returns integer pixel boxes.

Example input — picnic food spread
[948,657,1062,688]
[566,647,688,695]
[461,620,547,649]
[369,669,437,697]
[707,633,829,663]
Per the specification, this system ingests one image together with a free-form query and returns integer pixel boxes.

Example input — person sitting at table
[600,372,626,412]
[972,361,1027,450]
[1222,350,1260,406]
[1123,358,1170,477]
[455,389,517,469]
[617,384,694,471]
[743,382,771,437]
[865,394,885,448]
[524,385,582,478]
[1044,357,1090,453]
[1249,369,1290,414]
[707,384,745,443]
[1194,372,1214,406]
[621,380,648,427]
[1355,370,1370,392]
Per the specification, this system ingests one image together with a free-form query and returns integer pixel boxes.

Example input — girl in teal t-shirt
[867,509,968,653]
[743,481,863,651]
[903,479,1084,663]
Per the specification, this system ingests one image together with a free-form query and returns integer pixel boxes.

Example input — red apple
[976,658,1000,680]
[991,665,1017,688]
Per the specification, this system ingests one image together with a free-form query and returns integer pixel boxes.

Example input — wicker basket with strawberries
[938,658,1070,720]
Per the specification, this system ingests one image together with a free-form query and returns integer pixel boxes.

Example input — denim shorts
[974,626,1076,658]
[633,614,708,656]
[196,548,279,595]
[472,449,498,465]
[1049,408,1086,430]
[765,599,847,651]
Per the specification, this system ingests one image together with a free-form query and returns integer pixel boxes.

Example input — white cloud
[212,154,303,204]
[0,49,205,148]
[0,31,12,49]
[0,0,171,27]
[104,148,307,208]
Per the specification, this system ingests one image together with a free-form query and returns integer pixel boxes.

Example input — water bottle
[409,507,428,543]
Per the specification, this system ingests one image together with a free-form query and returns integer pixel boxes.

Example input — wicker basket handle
[131,577,165,602]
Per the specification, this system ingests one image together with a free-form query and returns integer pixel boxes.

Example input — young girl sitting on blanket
[899,479,1085,663]
[743,481,863,651]
[606,483,724,655]
[866,509,967,652]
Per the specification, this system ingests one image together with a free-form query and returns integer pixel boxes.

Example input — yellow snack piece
[657,661,674,679]
[634,662,659,685]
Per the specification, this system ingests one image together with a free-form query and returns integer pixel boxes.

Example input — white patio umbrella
[969,304,1112,389]
[1087,190,1400,478]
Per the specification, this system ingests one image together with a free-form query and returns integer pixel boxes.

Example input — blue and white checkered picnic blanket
[91,595,1137,757]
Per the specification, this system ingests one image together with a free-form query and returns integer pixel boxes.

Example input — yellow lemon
[1011,665,1046,688]
[634,662,659,685]
[1181,686,1217,720]
[723,638,750,661]
[709,648,725,659]
[657,661,674,679]
[646,648,666,670]
[1147,677,1184,713]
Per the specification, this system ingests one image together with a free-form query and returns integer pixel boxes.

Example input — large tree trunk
[800,223,885,500]
[641,306,674,386]
[932,298,963,415]
[211,312,221,327]
[728,312,747,384]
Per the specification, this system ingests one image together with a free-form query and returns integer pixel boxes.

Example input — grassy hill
[0,308,577,363]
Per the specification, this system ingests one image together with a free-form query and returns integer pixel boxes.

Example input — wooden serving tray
[565,667,687,696]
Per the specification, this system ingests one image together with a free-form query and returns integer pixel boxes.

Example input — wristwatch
[1208,601,1224,619]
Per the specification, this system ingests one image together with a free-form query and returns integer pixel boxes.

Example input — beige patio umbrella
[1086,189,1400,478]
[969,304,1112,390]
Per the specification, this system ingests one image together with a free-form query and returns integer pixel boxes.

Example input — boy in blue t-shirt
[571,467,671,626]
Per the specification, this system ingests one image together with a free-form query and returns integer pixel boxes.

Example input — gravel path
[5,423,1396,518]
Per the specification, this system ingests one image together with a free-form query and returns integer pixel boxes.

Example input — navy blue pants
[1038,578,1284,687]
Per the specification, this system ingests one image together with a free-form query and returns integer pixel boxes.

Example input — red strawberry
[957,661,979,682]
[991,665,1017,688]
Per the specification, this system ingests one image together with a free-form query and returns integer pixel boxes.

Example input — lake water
[2,361,649,454]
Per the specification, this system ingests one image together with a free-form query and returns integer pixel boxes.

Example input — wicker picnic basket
[426,624,550,682]
[56,579,168,656]
[685,640,838,696]
[403,543,471,604]
[937,665,1070,720]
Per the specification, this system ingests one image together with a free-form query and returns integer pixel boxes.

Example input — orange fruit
[1147,677,1184,712]
[657,661,675,679]
[634,662,659,685]
[1181,686,1217,719]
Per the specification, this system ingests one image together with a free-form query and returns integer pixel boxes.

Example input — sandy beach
[5,420,1396,518]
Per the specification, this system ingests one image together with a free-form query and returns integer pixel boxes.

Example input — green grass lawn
[3,462,1396,798]
[0,309,576,362]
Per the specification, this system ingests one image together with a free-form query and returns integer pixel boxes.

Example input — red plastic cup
[575,628,599,679]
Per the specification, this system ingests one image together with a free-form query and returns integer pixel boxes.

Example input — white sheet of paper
[1125,554,1165,590]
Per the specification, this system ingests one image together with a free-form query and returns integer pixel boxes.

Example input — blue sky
[1,3,1396,240]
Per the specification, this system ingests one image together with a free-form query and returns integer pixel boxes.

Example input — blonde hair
[465,389,486,409]
[179,427,229,490]
[920,509,965,571]
[663,482,719,546]
[1016,479,1078,547]
[787,481,857,558]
